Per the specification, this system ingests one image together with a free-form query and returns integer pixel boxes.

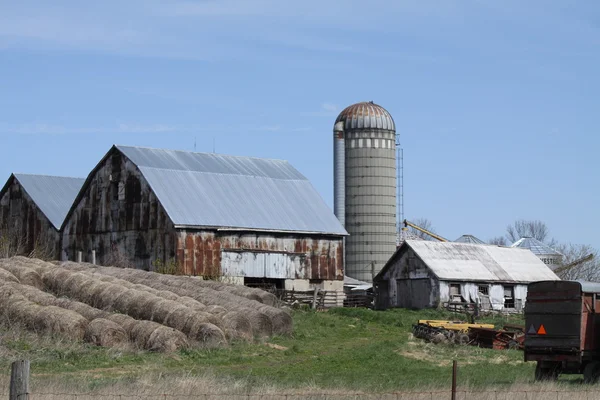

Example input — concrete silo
[333,101,397,282]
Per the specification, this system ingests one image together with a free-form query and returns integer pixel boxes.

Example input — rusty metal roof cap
[334,101,395,132]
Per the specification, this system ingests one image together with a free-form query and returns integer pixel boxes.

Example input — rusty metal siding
[0,177,61,258]
[175,230,343,280]
[61,149,177,269]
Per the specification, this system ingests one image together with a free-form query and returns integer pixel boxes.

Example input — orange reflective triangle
[537,324,547,335]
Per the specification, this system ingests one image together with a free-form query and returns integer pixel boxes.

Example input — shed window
[449,284,461,296]
[503,285,515,309]
[478,285,489,296]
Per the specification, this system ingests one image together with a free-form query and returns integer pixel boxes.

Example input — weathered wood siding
[0,178,60,258]
[62,149,176,269]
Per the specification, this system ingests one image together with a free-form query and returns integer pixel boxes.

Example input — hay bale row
[0,258,43,289]
[40,267,227,345]
[63,268,254,341]
[88,267,291,336]
[87,267,272,337]
[0,259,191,352]
[0,283,88,341]
[186,276,278,306]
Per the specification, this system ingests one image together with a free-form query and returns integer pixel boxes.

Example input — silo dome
[333,101,398,283]
[335,101,396,131]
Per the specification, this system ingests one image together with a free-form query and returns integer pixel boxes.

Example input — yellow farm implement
[412,320,495,344]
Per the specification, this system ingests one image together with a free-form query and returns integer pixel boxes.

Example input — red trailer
[524,280,600,382]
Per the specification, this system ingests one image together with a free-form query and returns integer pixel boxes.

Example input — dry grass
[1,374,600,400]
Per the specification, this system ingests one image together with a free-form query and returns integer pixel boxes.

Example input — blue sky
[0,0,598,249]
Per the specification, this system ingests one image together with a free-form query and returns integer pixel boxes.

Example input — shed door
[397,279,431,309]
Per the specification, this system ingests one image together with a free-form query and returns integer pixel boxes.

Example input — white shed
[373,240,560,312]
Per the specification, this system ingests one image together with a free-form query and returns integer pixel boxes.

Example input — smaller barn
[0,174,84,259]
[373,240,559,312]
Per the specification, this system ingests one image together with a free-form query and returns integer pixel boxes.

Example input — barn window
[478,285,489,296]
[503,285,515,309]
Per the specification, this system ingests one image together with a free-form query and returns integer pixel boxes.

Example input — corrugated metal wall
[177,231,343,280]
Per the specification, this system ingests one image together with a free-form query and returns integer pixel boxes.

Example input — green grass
[0,308,534,391]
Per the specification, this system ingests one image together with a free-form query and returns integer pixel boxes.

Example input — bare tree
[506,220,550,244]
[554,243,599,281]
[488,236,507,246]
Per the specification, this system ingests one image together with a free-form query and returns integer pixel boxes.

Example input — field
[0,257,596,399]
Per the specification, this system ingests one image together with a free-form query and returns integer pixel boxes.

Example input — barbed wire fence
[7,360,600,400]
[6,390,600,400]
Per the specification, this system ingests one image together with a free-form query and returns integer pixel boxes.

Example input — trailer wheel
[535,362,559,381]
[584,361,600,384]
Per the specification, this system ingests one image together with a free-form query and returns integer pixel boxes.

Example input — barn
[373,240,559,312]
[0,173,84,259]
[61,145,347,301]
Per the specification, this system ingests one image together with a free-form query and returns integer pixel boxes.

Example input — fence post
[312,287,319,309]
[451,360,457,400]
[77,251,82,263]
[9,360,30,400]
[91,250,96,265]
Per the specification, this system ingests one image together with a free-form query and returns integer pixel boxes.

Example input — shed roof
[376,240,559,283]
[1,174,85,230]
[511,237,563,256]
[108,145,347,235]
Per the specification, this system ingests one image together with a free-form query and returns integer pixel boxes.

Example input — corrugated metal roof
[335,101,396,131]
[390,240,559,283]
[576,280,600,294]
[11,174,85,229]
[454,234,486,244]
[510,237,563,256]
[116,146,347,235]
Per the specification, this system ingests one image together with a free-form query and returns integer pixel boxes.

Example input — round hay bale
[0,263,43,289]
[147,326,189,353]
[0,284,21,307]
[84,318,128,347]
[42,268,72,295]
[7,299,39,327]
[185,321,226,348]
[88,282,115,309]
[0,268,19,284]
[178,296,206,310]
[205,305,228,316]
[258,306,293,336]
[16,284,56,306]
[34,306,88,340]
[221,311,253,341]
[163,306,198,332]
[54,298,108,320]
[149,299,174,323]
[105,313,138,335]
[96,284,128,311]
[125,291,156,320]
[110,290,137,314]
